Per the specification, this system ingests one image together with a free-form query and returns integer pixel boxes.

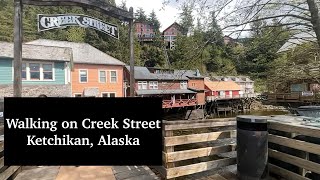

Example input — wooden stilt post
[129,7,135,97]
[13,0,23,97]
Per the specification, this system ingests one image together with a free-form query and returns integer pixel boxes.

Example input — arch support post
[13,0,23,97]
[129,7,135,97]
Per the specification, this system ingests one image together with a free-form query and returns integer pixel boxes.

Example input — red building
[163,22,182,50]
[134,21,157,42]
[204,79,241,101]
[124,66,205,108]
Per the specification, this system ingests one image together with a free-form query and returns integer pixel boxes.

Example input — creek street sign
[38,14,119,39]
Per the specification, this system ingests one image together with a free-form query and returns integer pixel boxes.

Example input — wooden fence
[155,118,237,179]
[0,125,21,180]
[268,121,320,180]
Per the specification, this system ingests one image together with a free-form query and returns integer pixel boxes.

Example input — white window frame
[12,61,55,81]
[98,70,107,83]
[110,70,117,83]
[73,93,82,97]
[79,69,88,83]
[180,81,188,89]
[101,92,116,97]
[149,81,158,90]
[138,81,148,90]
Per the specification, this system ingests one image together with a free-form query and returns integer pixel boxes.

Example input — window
[180,81,188,89]
[110,71,117,83]
[43,64,53,80]
[22,63,26,80]
[29,63,40,80]
[149,81,158,89]
[74,93,82,97]
[138,81,147,90]
[99,70,106,83]
[192,83,196,87]
[79,70,88,83]
[102,93,116,97]
[18,62,54,81]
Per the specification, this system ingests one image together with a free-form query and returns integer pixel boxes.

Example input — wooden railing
[268,121,320,180]
[268,92,320,103]
[154,118,236,179]
[162,99,197,108]
[0,125,21,180]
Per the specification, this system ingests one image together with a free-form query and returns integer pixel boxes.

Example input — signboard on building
[38,14,119,39]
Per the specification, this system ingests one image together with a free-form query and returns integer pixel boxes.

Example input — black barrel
[237,115,268,180]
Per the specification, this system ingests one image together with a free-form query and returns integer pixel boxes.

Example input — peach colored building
[27,39,126,97]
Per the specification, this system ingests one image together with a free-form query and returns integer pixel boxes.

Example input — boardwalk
[14,166,159,180]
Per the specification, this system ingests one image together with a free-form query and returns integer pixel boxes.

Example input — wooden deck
[14,166,159,180]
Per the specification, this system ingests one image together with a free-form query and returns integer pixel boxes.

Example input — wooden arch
[13,0,135,97]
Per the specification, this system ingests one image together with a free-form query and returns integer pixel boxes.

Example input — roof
[26,39,125,66]
[0,42,71,62]
[162,22,182,33]
[211,76,253,82]
[136,89,196,95]
[126,66,204,80]
[205,80,241,91]
[278,32,316,53]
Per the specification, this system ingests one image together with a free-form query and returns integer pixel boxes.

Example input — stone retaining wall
[0,84,71,98]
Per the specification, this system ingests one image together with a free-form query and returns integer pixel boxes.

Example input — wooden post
[129,7,135,97]
[164,130,175,180]
[13,0,23,97]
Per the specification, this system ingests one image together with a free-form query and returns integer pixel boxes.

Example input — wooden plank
[210,174,228,180]
[164,118,235,125]
[165,144,236,163]
[0,166,20,180]
[269,163,309,180]
[269,134,320,155]
[0,141,4,152]
[164,131,234,146]
[0,126,3,135]
[269,149,320,174]
[164,130,175,169]
[268,122,320,138]
[166,157,236,179]
[0,157,3,170]
[165,121,236,131]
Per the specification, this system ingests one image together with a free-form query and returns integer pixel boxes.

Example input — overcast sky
[115,0,180,32]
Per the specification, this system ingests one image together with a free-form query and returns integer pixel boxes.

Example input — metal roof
[126,66,204,80]
[278,32,316,53]
[26,39,125,66]
[136,89,197,95]
[0,42,72,62]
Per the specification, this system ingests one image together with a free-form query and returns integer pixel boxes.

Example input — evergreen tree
[179,3,193,35]
[135,7,147,22]
[148,10,161,33]
[205,11,224,46]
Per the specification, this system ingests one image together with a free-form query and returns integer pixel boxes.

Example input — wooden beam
[164,121,236,131]
[268,121,320,138]
[164,131,234,146]
[269,149,320,174]
[0,166,20,180]
[269,134,320,155]
[166,157,236,179]
[129,7,135,97]
[13,0,22,97]
[269,163,310,180]
[164,130,175,169]
[22,0,133,21]
[164,144,236,163]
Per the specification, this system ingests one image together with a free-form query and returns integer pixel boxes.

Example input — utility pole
[129,7,135,97]
[13,0,23,97]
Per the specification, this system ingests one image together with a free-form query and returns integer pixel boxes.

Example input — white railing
[206,93,258,101]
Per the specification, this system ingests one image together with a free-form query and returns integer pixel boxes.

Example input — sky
[115,0,180,32]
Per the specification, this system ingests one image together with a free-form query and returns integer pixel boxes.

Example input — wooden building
[134,21,157,42]
[124,66,205,108]
[27,39,125,97]
[162,22,182,50]
[205,78,241,101]
[0,42,72,97]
